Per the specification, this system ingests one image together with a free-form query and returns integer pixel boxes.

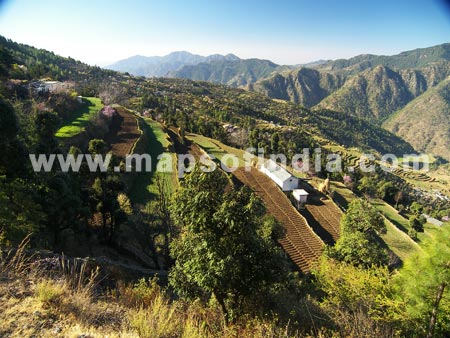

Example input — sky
[0,0,449,66]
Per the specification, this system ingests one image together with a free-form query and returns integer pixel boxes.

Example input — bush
[118,277,161,309]
[128,293,181,338]
[408,228,418,241]
[35,279,64,307]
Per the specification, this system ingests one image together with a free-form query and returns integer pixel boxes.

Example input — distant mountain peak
[107,51,241,77]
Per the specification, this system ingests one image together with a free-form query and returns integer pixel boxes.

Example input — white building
[260,159,299,191]
[422,214,444,227]
[293,189,309,203]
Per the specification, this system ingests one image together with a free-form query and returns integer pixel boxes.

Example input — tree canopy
[328,199,388,267]
[169,166,289,320]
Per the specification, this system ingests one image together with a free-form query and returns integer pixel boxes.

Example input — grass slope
[55,97,103,138]
[129,119,177,204]
[186,134,247,167]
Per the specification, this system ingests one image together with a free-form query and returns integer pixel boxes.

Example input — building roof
[293,189,309,195]
[422,213,444,227]
[293,189,309,201]
[263,159,294,182]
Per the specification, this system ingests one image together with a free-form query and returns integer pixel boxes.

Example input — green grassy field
[187,134,247,166]
[370,198,440,243]
[129,119,177,204]
[379,218,420,262]
[371,199,410,232]
[55,97,103,138]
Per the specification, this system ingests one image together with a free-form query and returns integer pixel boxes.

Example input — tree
[377,180,397,202]
[358,175,377,198]
[0,96,27,177]
[270,132,280,153]
[169,166,289,321]
[410,201,423,216]
[0,45,13,78]
[90,175,125,240]
[0,178,44,246]
[88,139,106,155]
[396,225,450,337]
[313,257,403,337]
[41,173,86,249]
[394,190,404,209]
[34,112,61,154]
[329,199,388,267]
[409,215,425,233]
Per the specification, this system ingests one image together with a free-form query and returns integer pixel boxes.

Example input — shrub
[128,292,181,338]
[35,279,64,307]
[118,277,161,309]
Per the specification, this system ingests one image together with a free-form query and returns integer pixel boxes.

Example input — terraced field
[391,167,436,182]
[55,97,103,138]
[304,196,342,243]
[233,167,324,273]
[128,119,178,204]
[104,106,141,158]
[187,133,247,166]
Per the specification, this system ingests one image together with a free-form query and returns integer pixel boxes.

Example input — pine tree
[396,225,450,337]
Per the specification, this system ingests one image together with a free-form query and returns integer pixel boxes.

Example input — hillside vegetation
[383,77,450,160]
[168,58,284,87]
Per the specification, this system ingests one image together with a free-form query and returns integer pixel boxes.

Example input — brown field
[303,193,342,244]
[233,168,324,273]
[104,106,141,158]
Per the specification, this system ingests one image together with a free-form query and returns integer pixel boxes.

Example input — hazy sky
[0,0,449,66]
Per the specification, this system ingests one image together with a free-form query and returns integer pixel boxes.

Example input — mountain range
[109,43,450,160]
[106,51,240,77]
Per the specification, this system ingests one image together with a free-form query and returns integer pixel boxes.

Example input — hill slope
[316,63,450,121]
[383,77,450,160]
[319,43,450,72]
[168,58,284,87]
[253,67,345,107]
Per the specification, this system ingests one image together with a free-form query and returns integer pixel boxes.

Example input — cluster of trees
[0,101,127,248]
[0,35,116,82]
[0,63,130,249]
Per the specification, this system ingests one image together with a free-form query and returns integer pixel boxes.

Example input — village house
[260,159,299,191]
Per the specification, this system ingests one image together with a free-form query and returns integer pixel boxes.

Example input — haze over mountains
[107,51,240,77]
[109,43,450,160]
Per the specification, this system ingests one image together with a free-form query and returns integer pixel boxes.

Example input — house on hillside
[260,159,299,191]
[422,214,444,227]
[28,80,67,93]
[293,189,309,209]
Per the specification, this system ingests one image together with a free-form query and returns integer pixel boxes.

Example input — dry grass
[0,242,328,338]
